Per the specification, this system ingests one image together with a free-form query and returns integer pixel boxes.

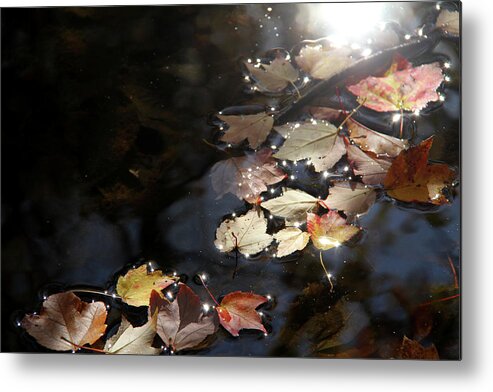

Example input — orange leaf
[307,211,360,251]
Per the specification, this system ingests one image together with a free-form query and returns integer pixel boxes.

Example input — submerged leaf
[261,188,319,222]
[149,286,216,352]
[346,143,392,185]
[210,148,285,204]
[347,59,444,112]
[104,314,160,355]
[384,137,455,205]
[274,120,346,172]
[321,182,376,217]
[436,9,459,36]
[214,209,273,256]
[216,291,267,337]
[245,57,298,93]
[116,264,175,307]
[307,211,360,251]
[295,45,353,80]
[347,118,408,158]
[218,112,274,149]
[274,227,310,257]
[21,292,107,352]
[396,336,439,360]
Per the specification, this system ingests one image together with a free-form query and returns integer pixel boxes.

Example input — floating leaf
[295,45,353,80]
[309,106,344,121]
[321,182,376,217]
[104,314,160,355]
[384,137,455,205]
[244,57,298,93]
[274,227,310,257]
[149,286,216,352]
[218,112,274,149]
[347,59,444,112]
[21,292,107,352]
[215,209,273,256]
[307,211,360,251]
[347,143,392,185]
[116,264,175,307]
[436,9,459,36]
[396,336,439,360]
[347,118,408,158]
[261,188,319,222]
[216,291,267,337]
[210,148,285,204]
[274,120,346,172]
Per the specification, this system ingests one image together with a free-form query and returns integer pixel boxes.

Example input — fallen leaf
[346,143,392,185]
[218,112,274,149]
[436,9,459,36]
[307,211,360,251]
[347,118,408,158]
[21,292,107,352]
[321,182,376,217]
[149,286,216,352]
[104,314,160,355]
[245,57,298,93]
[261,188,319,223]
[295,45,354,80]
[384,137,455,204]
[210,148,286,204]
[216,291,267,336]
[309,106,344,121]
[215,209,273,256]
[347,59,444,112]
[116,264,175,307]
[274,227,310,257]
[274,120,346,172]
[396,336,439,360]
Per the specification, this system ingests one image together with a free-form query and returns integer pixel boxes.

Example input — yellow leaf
[116,264,175,307]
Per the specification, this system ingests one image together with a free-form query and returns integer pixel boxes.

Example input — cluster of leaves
[210,19,457,267]
[21,265,268,354]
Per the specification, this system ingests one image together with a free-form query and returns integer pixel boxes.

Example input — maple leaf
[273,120,346,172]
[210,148,285,204]
[116,264,175,307]
[21,292,107,352]
[346,143,392,185]
[216,291,267,337]
[261,188,319,223]
[274,227,310,257]
[149,286,217,352]
[307,211,360,251]
[436,9,459,36]
[214,209,273,256]
[384,137,455,205]
[244,57,298,93]
[346,118,408,158]
[104,314,160,355]
[309,106,344,122]
[217,112,274,149]
[396,336,439,360]
[347,60,444,112]
[321,182,376,217]
[295,45,353,80]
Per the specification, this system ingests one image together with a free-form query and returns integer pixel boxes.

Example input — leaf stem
[337,98,367,135]
[61,337,107,354]
[68,288,121,300]
[319,251,334,292]
[198,275,220,307]
[399,108,404,139]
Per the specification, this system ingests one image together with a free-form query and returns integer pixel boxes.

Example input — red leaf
[216,291,267,337]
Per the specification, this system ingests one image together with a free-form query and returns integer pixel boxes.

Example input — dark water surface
[1,2,460,357]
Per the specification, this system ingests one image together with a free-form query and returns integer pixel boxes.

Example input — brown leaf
[346,143,392,185]
[210,148,285,204]
[396,336,439,360]
[321,182,376,217]
[218,112,274,149]
[295,45,353,80]
[244,57,298,93]
[347,118,408,158]
[21,292,107,352]
[149,286,217,352]
[216,291,267,337]
[384,137,455,204]
[307,211,360,251]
